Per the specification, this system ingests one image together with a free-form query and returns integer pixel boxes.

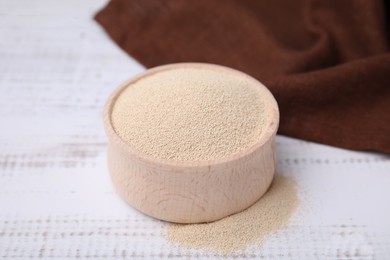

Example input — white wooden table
[0,1,389,259]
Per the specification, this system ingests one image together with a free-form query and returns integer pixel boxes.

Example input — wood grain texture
[104,63,279,223]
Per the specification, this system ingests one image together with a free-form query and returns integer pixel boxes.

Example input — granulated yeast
[167,176,299,254]
[111,67,266,161]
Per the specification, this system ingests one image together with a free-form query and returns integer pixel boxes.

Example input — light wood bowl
[103,63,279,224]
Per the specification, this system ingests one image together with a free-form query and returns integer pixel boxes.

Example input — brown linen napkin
[95,0,390,153]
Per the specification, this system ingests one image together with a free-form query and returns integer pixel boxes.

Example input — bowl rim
[103,62,279,169]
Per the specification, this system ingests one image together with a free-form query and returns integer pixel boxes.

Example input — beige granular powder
[111,67,266,161]
[166,175,299,254]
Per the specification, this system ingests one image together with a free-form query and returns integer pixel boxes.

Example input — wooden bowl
[103,63,279,223]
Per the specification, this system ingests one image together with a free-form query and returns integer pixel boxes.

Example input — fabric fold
[95,0,390,153]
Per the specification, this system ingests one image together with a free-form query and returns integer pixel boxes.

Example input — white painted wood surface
[0,1,389,259]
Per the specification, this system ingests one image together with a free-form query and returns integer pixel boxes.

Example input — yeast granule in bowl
[111,66,266,161]
[103,63,279,223]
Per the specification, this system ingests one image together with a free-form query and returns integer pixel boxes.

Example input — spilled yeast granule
[111,67,266,161]
[166,175,299,254]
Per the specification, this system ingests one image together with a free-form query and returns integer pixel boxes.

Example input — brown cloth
[95,0,390,153]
